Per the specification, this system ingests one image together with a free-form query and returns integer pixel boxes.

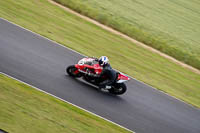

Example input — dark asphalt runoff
[0,18,200,133]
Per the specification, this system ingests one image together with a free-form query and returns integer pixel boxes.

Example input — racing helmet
[99,56,109,66]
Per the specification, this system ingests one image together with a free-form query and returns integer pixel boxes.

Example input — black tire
[108,83,127,95]
[66,65,82,77]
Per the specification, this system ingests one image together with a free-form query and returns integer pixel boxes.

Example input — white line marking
[0,72,134,132]
[0,17,198,110]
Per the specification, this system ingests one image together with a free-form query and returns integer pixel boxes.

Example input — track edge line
[0,72,134,133]
[0,17,198,110]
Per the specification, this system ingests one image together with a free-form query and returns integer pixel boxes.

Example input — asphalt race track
[0,18,200,133]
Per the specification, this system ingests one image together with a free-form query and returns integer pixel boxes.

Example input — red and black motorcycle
[66,57,130,95]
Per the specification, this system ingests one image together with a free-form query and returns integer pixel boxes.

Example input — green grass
[53,0,200,70]
[0,73,131,133]
[0,0,200,109]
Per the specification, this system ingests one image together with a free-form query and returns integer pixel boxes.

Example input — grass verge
[53,0,200,70]
[0,0,200,108]
[0,73,131,133]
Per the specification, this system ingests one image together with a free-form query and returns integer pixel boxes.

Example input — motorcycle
[66,57,130,95]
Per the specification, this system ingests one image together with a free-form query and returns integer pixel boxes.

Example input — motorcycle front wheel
[108,83,127,95]
[66,65,82,77]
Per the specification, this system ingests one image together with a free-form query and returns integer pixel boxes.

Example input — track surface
[0,18,200,133]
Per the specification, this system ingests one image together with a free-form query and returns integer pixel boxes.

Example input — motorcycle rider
[98,56,117,89]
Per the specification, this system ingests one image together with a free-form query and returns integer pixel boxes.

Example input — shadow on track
[64,74,125,100]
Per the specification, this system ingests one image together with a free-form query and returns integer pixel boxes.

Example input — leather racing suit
[99,63,117,88]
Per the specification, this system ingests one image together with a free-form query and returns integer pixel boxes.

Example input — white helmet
[99,56,109,66]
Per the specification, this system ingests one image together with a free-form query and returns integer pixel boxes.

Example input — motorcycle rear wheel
[108,83,127,95]
[66,65,82,77]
